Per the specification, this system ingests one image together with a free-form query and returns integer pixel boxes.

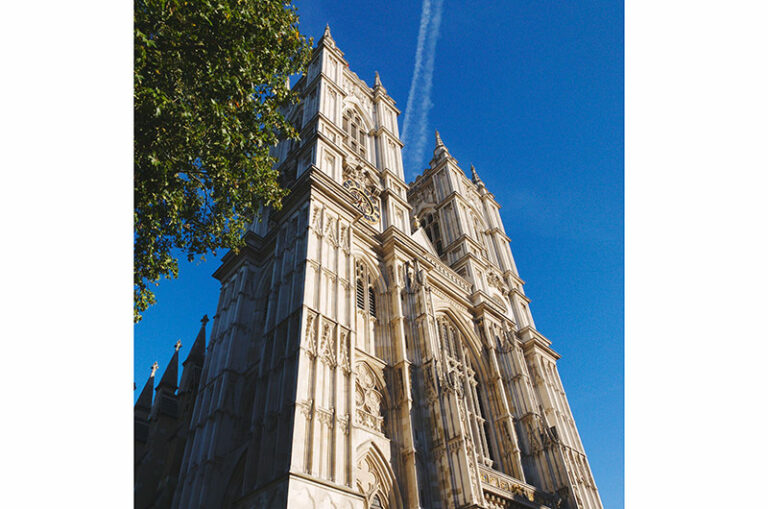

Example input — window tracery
[436,316,498,467]
[355,363,384,433]
[420,211,444,255]
[343,109,368,159]
[355,260,381,356]
[356,449,393,509]
[355,261,377,318]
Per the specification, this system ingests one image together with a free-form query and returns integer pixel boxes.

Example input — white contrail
[401,0,445,179]
[401,0,432,141]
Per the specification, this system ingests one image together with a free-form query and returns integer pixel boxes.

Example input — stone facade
[135,27,603,509]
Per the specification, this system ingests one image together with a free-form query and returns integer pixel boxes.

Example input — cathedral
[135,26,604,509]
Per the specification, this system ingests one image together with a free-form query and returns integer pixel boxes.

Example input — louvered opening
[368,286,376,317]
[356,279,365,310]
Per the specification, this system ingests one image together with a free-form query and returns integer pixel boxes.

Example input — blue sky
[135,2,623,507]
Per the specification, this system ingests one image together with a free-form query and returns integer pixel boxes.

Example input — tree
[134,0,312,322]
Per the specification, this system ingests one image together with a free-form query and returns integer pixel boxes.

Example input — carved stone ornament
[311,205,322,232]
[487,271,505,293]
[325,216,338,246]
[305,314,317,358]
[355,363,384,433]
[299,399,314,420]
[343,160,363,182]
[338,413,350,435]
[340,224,350,251]
[317,407,335,428]
[339,330,351,374]
[319,323,336,367]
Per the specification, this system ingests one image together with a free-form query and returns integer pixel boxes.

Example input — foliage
[134,0,312,322]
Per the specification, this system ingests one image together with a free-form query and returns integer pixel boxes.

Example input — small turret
[470,164,487,192]
[135,362,158,413]
[431,129,458,168]
[157,340,181,391]
[373,71,387,94]
[135,362,158,458]
[433,129,451,160]
[319,23,335,49]
[435,129,445,149]
[151,341,181,419]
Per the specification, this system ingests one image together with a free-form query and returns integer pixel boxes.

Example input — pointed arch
[433,310,501,469]
[351,250,387,294]
[432,308,487,374]
[413,206,443,256]
[342,102,373,161]
[342,97,375,134]
[354,440,402,509]
[352,251,390,358]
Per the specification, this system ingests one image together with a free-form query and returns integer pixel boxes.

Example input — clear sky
[135,1,623,507]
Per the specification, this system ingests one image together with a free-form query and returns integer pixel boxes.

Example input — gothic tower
[136,27,603,509]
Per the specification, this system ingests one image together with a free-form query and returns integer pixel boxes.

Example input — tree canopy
[134,0,312,321]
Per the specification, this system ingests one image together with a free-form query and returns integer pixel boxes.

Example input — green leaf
[134,0,310,321]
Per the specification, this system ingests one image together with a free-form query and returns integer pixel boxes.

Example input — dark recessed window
[356,279,365,310]
[368,287,376,317]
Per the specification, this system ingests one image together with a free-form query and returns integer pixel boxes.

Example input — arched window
[343,109,368,159]
[436,316,498,468]
[419,212,443,255]
[355,261,377,318]
[355,260,381,355]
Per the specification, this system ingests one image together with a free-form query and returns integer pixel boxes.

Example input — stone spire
[156,342,180,391]
[319,23,336,49]
[184,315,208,368]
[373,71,388,97]
[135,362,158,411]
[433,129,451,160]
[470,164,486,187]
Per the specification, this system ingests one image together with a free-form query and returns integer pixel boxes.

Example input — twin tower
[135,27,603,509]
